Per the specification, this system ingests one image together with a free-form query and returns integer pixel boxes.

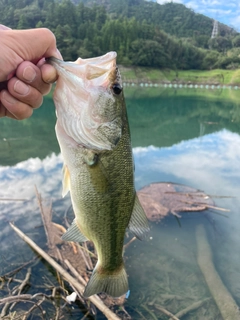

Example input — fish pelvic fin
[83,263,128,298]
[62,164,70,197]
[61,219,88,243]
[128,194,150,240]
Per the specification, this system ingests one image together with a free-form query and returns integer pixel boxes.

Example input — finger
[0,102,18,119]
[37,49,63,68]
[37,57,58,83]
[0,28,61,81]
[0,102,7,117]
[41,63,58,84]
[16,61,51,95]
[5,28,61,62]
[0,24,11,31]
[0,81,8,91]
[7,77,43,109]
[0,91,33,120]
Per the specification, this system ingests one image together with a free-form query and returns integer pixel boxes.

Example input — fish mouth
[46,52,118,87]
[47,52,122,151]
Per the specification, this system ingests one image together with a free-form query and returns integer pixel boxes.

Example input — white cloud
[201,0,236,5]
[211,0,222,5]
[185,1,200,10]
[208,8,233,15]
[0,153,74,256]
[0,153,69,235]
[229,15,240,31]
[157,0,183,4]
[133,129,240,198]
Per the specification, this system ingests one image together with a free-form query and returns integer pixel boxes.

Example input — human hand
[0,25,62,120]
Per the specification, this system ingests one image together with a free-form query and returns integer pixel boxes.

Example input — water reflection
[1,128,239,224]
[1,89,240,166]
[0,97,59,166]
[1,129,240,279]
[126,88,240,148]
[134,129,240,196]
[0,153,68,255]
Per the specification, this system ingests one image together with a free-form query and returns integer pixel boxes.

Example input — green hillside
[77,0,235,38]
[0,0,239,70]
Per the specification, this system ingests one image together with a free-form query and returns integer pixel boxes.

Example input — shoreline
[119,66,240,87]
[123,81,240,89]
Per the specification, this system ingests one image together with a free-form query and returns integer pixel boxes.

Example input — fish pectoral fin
[128,195,150,240]
[83,263,128,298]
[61,219,88,243]
[62,164,70,198]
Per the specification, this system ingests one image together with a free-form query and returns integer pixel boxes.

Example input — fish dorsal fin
[128,195,150,240]
[61,219,88,243]
[62,164,70,198]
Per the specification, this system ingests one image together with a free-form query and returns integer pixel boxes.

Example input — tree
[201,51,219,70]
[233,35,240,48]
[130,39,170,67]
[208,36,232,53]
[194,35,209,49]
[0,0,236,70]
[35,20,43,28]
[17,14,28,29]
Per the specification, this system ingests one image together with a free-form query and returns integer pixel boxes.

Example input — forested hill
[0,0,240,70]
[77,0,235,38]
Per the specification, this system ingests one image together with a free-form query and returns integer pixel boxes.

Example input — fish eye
[112,83,122,95]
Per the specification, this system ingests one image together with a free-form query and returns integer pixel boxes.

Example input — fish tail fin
[83,263,128,298]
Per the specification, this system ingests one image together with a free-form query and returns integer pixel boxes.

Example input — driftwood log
[196,224,240,320]
[138,182,229,222]
[9,222,121,320]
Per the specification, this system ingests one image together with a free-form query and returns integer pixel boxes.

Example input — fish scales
[47,52,149,298]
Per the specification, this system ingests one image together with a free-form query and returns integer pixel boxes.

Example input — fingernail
[14,80,30,95]
[23,66,36,82]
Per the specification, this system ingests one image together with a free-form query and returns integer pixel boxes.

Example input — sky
[155,0,240,31]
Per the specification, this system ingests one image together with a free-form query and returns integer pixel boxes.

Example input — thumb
[4,28,60,62]
[0,24,11,30]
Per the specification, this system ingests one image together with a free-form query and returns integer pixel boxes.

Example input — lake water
[1,87,240,319]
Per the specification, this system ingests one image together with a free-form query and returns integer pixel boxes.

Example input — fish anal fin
[61,219,88,243]
[83,263,128,298]
[128,195,150,240]
[62,164,70,198]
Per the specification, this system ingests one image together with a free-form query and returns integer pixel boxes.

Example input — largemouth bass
[47,52,149,298]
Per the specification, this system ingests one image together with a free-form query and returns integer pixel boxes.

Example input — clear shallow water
[1,88,240,319]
